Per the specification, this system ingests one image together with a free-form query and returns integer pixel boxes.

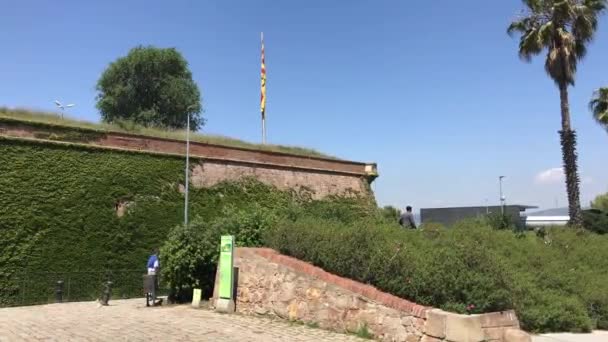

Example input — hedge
[583,209,608,234]
[264,217,608,333]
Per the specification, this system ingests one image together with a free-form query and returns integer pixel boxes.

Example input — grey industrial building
[420,205,537,229]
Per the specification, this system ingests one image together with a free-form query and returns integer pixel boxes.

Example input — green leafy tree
[583,208,608,234]
[160,220,217,303]
[161,205,276,302]
[508,0,607,227]
[96,46,203,130]
[591,191,608,212]
[589,87,608,133]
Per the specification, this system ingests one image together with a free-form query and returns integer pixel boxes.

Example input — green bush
[583,209,608,235]
[211,204,278,248]
[378,205,401,223]
[485,212,516,230]
[265,216,608,333]
[591,192,608,212]
[418,221,445,229]
[161,204,278,302]
[160,221,216,303]
[266,218,512,313]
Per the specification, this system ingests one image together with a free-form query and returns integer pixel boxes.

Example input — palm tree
[508,0,606,227]
[589,87,608,132]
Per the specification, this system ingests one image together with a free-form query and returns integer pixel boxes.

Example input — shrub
[591,192,608,212]
[485,212,516,230]
[264,216,608,333]
[266,218,512,313]
[419,221,444,229]
[583,209,608,235]
[300,195,379,224]
[160,220,216,303]
[378,205,401,223]
[210,204,278,247]
[161,204,276,302]
[514,288,592,333]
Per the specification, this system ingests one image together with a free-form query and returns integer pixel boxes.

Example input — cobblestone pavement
[0,299,364,342]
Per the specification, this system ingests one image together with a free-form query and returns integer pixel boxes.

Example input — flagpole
[262,118,266,145]
[261,31,267,144]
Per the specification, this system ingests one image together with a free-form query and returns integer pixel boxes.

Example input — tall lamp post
[184,111,191,228]
[499,176,506,214]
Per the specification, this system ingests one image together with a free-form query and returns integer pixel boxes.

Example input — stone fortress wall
[0,118,378,200]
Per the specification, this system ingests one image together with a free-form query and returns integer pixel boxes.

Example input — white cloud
[535,167,594,186]
[535,167,564,184]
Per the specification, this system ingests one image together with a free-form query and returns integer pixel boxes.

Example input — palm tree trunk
[558,82,583,227]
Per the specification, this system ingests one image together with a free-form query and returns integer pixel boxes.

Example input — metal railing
[1,270,166,307]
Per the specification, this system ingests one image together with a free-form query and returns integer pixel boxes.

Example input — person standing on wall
[399,206,417,229]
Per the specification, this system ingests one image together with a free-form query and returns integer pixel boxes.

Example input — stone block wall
[212,248,531,342]
[424,309,523,342]
[189,161,369,199]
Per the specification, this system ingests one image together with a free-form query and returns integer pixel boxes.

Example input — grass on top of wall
[0,107,336,159]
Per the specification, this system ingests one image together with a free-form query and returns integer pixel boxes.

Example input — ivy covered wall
[0,138,304,305]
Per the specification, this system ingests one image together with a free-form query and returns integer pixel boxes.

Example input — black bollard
[55,280,64,303]
[100,281,113,306]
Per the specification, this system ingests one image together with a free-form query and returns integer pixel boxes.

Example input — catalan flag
[260,33,267,120]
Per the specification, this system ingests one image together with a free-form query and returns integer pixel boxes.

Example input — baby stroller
[143,274,162,306]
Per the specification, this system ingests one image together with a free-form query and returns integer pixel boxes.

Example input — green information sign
[218,235,234,299]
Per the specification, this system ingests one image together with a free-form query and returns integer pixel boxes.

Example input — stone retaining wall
[212,248,531,342]
[424,309,523,342]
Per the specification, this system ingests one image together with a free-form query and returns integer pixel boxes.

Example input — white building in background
[525,215,570,227]
[524,207,576,227]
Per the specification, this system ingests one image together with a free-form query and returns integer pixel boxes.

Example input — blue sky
[1,1,607,211]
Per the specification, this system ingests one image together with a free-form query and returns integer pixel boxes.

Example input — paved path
[532,331,608,342]
[0,299,363,341]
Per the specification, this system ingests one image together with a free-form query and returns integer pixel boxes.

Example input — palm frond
[524,0,543,12]
[539,22,554,45]
[553,0,576,19]
[574,38,588,59]
[519,28,545,61]
[508,17,536,36]
[572,4,600,43]
[544,28,578,85]
[583,0,607,13]
[509,0,605,85]
[589,87,608,127]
